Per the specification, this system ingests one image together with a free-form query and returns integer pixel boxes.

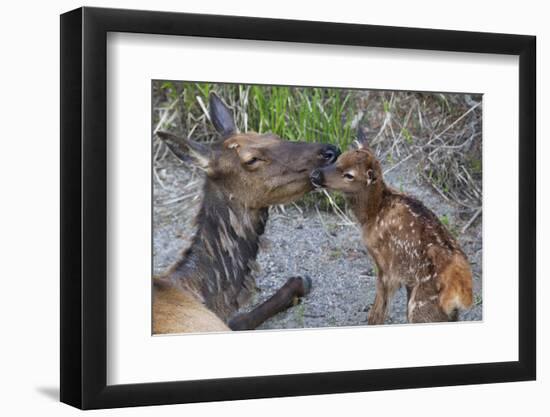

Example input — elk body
[310,142,473,324]
[153,94,340,334]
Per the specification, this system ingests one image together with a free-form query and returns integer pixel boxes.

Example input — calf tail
[438,255,473,316]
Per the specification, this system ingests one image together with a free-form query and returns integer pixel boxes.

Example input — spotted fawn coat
[311,143,473,324]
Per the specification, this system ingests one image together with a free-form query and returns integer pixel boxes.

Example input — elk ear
[352,126,369,150]
[156,131,210,168]
[209,93,237,137]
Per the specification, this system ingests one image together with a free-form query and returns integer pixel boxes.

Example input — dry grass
[364,91,482,211]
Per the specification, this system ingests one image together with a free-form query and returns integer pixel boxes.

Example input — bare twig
[461,208,482,234]
[320,190,359,231]
[196,95,211,123]
[158,193,196,206]
[153,96,181,134]
[314,205,333,239]
[384,101,481,176]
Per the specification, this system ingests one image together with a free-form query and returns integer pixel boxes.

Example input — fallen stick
[461,208,482,234]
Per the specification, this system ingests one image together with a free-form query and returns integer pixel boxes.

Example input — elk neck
[165,179,269,321]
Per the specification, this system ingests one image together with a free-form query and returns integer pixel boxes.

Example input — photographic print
[152,81,483,335]
[61,9,535,407]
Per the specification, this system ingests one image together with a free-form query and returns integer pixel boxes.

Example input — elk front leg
[228,276,312,331]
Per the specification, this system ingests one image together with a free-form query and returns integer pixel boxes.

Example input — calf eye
[245,157,259,166]
[343,173,354,180]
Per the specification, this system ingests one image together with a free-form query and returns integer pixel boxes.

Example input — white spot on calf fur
[421,275,432,283]
[407,285,419,321]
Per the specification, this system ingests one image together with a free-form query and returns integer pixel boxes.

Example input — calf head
[310,139,382,195]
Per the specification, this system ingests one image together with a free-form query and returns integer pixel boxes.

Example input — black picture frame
[60,6,536,410]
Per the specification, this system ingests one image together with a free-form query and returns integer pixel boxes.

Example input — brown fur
[312,144,473,324]
[153,279,229,334]
[153,93,339,334]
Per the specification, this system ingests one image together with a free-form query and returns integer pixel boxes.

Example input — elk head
[157,93,340,209]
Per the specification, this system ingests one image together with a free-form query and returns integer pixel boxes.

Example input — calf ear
[366,168,378,185]
[209,93,237,137]
[156,131,210,168]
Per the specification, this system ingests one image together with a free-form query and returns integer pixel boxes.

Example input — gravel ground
[153,151,482,330]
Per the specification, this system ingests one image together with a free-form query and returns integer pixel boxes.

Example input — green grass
[154,82,356,211]
[469,156,482,175]
[473,293,483,306]
[156,82,355,150]
[294,302,306,327]
[401,127,413,144]
[439,214,459,237]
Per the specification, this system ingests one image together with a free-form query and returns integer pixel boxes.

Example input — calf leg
[228,276,312,331]
[368,275,397,325]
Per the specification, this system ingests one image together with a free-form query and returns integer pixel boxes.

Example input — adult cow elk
[310,136,473,324]
[153,93,340,334]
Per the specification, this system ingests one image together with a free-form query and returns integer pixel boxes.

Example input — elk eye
[343,173,355,180]
[245,157,259,166]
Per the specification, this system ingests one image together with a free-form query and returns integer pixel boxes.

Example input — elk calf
[310,142,473,324]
